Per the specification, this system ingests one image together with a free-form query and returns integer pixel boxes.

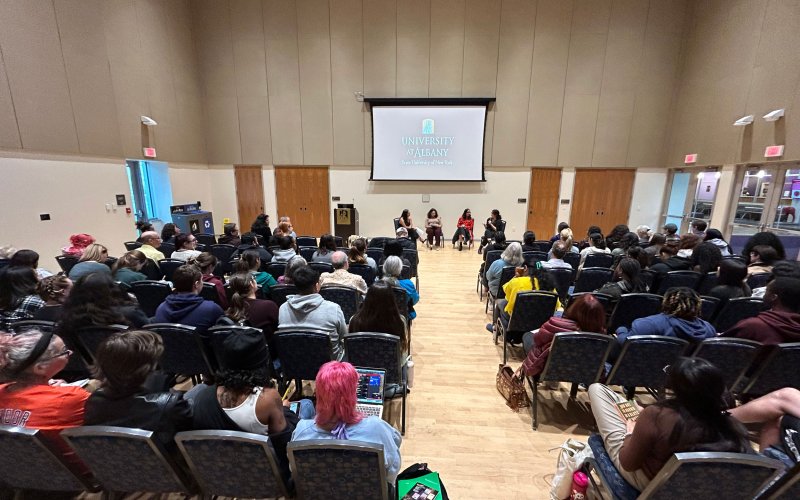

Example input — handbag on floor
[396,463,449,500]
[551,439,594,500]
[496,363,531,411]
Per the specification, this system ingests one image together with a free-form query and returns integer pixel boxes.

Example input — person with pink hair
[61,233,95,257]
[291,361,402,482]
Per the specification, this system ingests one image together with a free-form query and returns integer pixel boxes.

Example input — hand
[625,418,636,435]
[282,399,292,407]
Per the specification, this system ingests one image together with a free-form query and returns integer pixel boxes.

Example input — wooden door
[274,166,331,236]
[570,169,636,237]
[526,168,561,240]
[234,165,265,231]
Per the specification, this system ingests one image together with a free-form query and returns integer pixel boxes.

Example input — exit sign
[143,147,157,158]
[765,145,784,158]
[684,153,698,164]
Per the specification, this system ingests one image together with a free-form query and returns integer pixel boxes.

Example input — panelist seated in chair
[291,361,402,483]
[319,251,368,296]
[614,288,715,344]
[588,357,752,491]
[479,209,503,250]
[398,209,426,243]
[452,208,474,250]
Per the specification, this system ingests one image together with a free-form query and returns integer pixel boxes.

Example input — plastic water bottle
[406,359,415,388]
[570,471,588,500]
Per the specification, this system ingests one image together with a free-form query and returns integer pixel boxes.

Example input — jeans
[452,227,472,243]
[295,398,316,420]
[522,330,534,354]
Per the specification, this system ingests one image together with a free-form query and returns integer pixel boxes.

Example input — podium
[334,205,359,241]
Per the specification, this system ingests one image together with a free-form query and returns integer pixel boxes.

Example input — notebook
[355,367,385,418]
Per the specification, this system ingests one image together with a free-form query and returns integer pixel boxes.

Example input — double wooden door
[274,166,331,236]
[569,169,636,237]
[526,168,561,239]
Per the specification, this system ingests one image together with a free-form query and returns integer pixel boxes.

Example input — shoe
[486,323,494,333]
[458,242,463,251]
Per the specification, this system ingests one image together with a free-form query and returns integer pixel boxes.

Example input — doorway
[569,169,636,237]
[126,160,174,232]
[663,169,721,234]
[234,165,265,231]
[274,166,331,236]
[526,168,561,239]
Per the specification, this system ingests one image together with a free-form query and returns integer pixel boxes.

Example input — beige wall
[668,0,800,166]
[192,0,688,168]
[0,0,206,163]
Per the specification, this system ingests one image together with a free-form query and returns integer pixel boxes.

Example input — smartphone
[289,402,300,414]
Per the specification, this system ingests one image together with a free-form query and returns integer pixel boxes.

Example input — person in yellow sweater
[488,262,561,333]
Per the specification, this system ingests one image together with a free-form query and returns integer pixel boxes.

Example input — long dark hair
[401,209,411,225]
[58,273,132,335]
[349,281,407,351]
[461,208,472,220]
[617,258,646,292]
[528,264,555,292]
[717,259,748,287]
[9,249,39,269]
[691,242,722,274]
[0,267,38,310]
[161,223,178,241]
[588,232,606,250]
[656,357,750,453]
[234,249,261,273]
[742,232,786,264]
[348,238,367,264]
[318,234,336,253]
[226,273,255,324]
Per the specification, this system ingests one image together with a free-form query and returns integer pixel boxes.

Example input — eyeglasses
[45,348,72,361]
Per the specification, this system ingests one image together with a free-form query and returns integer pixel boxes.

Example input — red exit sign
[143,147,157,158]
[684,153,697,164]
[765,145,784,158]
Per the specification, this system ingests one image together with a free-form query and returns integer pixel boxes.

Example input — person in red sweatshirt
[723,276,800,344]
[518,294,607,378]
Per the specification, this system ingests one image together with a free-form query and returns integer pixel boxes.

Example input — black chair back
[484,250,503,273]
[276,329,333,381]
[564,252,581,270]
[288,440,388,500]
[583,253,613,268]
[200,282,223,306]
[692,337,762,392]
[743,343,800,396]
[366,248,384,264]
[296,236,317,247]
[299,246,317,261]
[657,270,703,295]
[606,336,689,397]
[334,236,344,247]
[145,323,214,377]
[75,324,129,364]
[62,426,192,495]
[175,430,289,499]
[506,291,558,338]
[368,237,390,248]
[573,267,613,293]
[391,286,411,318]
[310,262,334,274]
[348,263,376,283]
[158,259,185,282]
[523,251,548,265]
[319,285,362,322]
[159,242,175,258]
[265,262,286,281]
[210,244,236,275]
[104,257,118,270]
[124,241,142,251]
[495,266,517,300]
[401,249,418,277]
[568,292,615,315]
[269,283,298,307]
[400,264,412,280]
[344,332,403,386]
[196,233,217,246]
[696,272,719,295]
[0,425,97,493]
[640,269,657,290]
[700,295,720,321]
[140,259,164,280]
[532,241,551,252]
[55,255,79,274]
[713,297,764,332]
[549,268,573,303]
[607,293,663,334]
[746,272,771,289]
[130,280,171,317]
[541,332,612,385]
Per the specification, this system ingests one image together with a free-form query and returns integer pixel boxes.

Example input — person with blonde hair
[67,243,111,281]
[112,249,147,285]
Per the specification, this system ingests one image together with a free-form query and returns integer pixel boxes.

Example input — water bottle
[406,359,415,388]
[570,471,588,500]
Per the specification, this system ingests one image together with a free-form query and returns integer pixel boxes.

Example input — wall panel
[429,0,465,97]
[397,0,431,97]
[330,0,365,166]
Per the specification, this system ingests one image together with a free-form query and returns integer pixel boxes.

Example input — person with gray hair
[485,242,524,297]
[280,255,307,284]
[319,251,368,295]
[381,255,419,321]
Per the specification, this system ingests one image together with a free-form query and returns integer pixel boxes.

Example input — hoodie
[154,293,224,331]
[271,248,297,263]
[722,310,800,345]
[521,316,579,377]
[278,293,347,360]
[706,238,732,256]
[616,313,716,344]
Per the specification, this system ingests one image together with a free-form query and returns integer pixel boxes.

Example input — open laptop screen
[355,368,385,404]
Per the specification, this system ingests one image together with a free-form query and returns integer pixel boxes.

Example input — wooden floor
[385,243,593,500]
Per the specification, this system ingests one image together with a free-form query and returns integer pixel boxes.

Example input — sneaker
[485,323,494,333]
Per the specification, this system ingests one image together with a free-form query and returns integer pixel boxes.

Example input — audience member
[224,273,279,340]
[192,252,227,308]
[319,251,368,295]
[0,267,45,330]
[153,264,224,331]
[649,234,699,287]
[171,233,201,261]
[615,288,715,343]
[554,227,579,254]
[272,216,297,238]
[519,293,607,378]
[643,233,666,264]
[605,224,630,249]
[623,245,651,271]
[703,228,732,256]
[347,237,377,275]
[68,243,111,281]
[751,260,800,298]
[112,250,147,286]
[730,388,800,452]
[690,242,722,275]
[84,331,192,449]
[138,231,166,262]
[380,240,412,269]
[9,249,53,279]
[595,258,647,300]
[61,233,95,257]
[381,256,419,322]
[218,222,241,247]
[348,281,409,361]
[271,235,298,263]
[312,234,337,263]
[278,265,347,361]
[279,255,307,285]
[481,230,508,263]
[232,232,272,262]
[486,242,525,296]
[550,222,570,244]
[33,274,73,322]
[490,263,557,332]
[722,276,800,344]
[479,209,503,250]
[452,208,474,250]
[662,223,681,245]
[521,231,537,252]
[250,213,272,241]
[542,241,572,271]
[588,357,751,491]
[58,273,149,337]
[746,245,778,277]
[424,208,443,249]
[235,249,277,293]
[690,220,707,237]
[742,231,786,264]
[135,220,154,237]
[611,232,639,258]
[291,361,402,483]
[0,245,16,261]
[394,227,417,252]
[160,223,180,243]
[579,232,610,268]
[635,225,651,246]
[709,258,751,310]
[398,209,426,243]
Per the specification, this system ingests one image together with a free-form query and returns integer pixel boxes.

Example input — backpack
[396,463,449,499]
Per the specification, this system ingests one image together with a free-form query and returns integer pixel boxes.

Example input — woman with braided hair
[33,274,73,322]
[615,287,715,343]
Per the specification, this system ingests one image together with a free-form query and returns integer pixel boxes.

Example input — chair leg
[502,326,508,364]
[529,377,539,431]
[625,386,635,400]
[401,382,407,436]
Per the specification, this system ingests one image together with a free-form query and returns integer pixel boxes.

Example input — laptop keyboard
[356,404,382,417]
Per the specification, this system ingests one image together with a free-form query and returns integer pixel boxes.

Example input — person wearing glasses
[452,208,474,251]
[171,233,201,262]
[138,231,166,262]
[68,243,111,282]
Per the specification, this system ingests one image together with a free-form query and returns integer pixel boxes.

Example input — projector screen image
[370,105,487,181]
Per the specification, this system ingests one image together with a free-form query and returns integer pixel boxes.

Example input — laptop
[355,367,386,418]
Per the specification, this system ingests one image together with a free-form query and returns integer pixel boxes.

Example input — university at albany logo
[422,119,434,135]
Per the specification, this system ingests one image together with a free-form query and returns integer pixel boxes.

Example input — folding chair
[495,291,558,364]
[656,270,703,295]
[606,336,689,399]
[130,280,172,317]
[691,337,761,393]
[607,293,663,334]
[713,297,765,333]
